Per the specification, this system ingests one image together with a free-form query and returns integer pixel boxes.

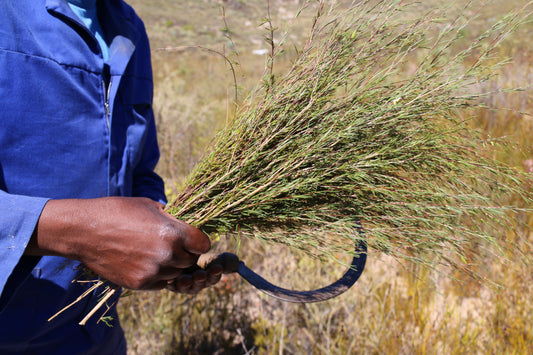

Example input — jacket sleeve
[131,113,167,205]
[0,189,49,295]
[130,17,167,206]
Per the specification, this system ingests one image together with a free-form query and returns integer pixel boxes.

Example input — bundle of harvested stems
[167,0,532,276]
[58,0,533,324]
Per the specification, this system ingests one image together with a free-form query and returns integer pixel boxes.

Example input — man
[0,0,222,353]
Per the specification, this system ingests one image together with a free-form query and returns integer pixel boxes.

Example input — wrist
[26,198,90,259]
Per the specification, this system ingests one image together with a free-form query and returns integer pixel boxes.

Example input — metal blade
[237,242,366,303]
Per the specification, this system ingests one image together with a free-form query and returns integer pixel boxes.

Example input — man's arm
[25,196,222,292]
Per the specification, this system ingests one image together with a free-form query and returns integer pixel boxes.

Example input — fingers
[206,263,223,284]
[156,266,184,280]
[166,263,223,294]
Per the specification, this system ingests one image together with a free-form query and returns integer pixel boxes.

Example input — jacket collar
[45,0,138,76]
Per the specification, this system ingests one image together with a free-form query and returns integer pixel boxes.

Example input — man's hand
[26,197,220,292]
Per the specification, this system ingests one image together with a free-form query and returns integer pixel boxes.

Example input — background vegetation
[119,1,533,353]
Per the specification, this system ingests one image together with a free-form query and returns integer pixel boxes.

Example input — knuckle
[127,277,146,290]
[128,265,159,290]
[155,246,174,265]
[157,222,179,240]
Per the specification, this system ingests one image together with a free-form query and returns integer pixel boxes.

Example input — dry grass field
[118,1,533,354]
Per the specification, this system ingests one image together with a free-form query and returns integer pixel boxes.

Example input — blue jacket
[0,0,166,353]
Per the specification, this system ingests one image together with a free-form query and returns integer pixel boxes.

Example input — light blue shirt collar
[67,0,110,61]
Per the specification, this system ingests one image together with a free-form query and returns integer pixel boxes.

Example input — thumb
[180,223,211,255]
[159,207,211,255]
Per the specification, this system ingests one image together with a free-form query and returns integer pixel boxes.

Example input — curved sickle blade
[237,240,366,303]
[199,226,367,303]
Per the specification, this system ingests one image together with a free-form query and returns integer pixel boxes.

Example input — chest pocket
[115,75,154,170]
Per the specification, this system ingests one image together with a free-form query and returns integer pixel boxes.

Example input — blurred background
[119,1,533,353]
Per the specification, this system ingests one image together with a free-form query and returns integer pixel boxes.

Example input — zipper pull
[102,79,111,130]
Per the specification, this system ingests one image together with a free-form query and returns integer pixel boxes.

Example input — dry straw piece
[166,0,533,279]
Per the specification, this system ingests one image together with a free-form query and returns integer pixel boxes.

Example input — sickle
[199,225,367,303]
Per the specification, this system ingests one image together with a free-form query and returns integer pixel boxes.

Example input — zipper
[103,79,111,131]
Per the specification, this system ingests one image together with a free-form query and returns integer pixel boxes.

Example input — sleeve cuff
[0,190,49,295]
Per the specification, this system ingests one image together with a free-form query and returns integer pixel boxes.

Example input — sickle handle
[197,252,241,273]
